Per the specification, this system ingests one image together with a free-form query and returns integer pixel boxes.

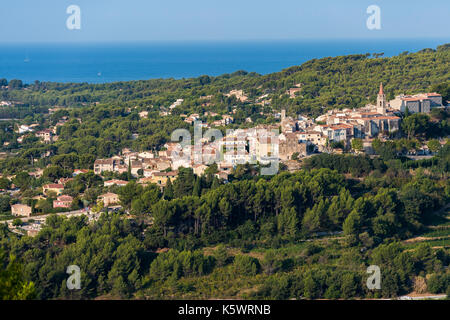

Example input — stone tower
[377,83,387,114]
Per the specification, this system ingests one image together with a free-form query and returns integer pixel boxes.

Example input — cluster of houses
[309,84,445,150]
[90,84,447,190]
[14,116,71,145]
[5,84,447,222]
[225,90,248,102]
[286,83,303,98]
[92,121,311,189]
[389,92,444,114]
[181,113,235,127]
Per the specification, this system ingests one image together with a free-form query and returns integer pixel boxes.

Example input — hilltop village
[92,83,445,183]
[0,82,447,236]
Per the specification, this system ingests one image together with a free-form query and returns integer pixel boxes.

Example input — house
[17,124,34,134]
[43,183,64,196]
[317,124,352,144]
[139,111,149,118]
[286,87,302,98]
[17,135,26,143]
[123,152,139,164]
[298,131,327,150]
[169,98,184,109]
[48,107,62,114]
[184,114,199,125]
[278,133,307,160]
[212,120,224,127]
[94,159,114,174]
[171,155,192,170]
[222,115,234,125]
[137,177,154,185]
[389,93,443,113]
[150,171,178,186]
[138,151,155,159]
[35,129,54,143]
[155,158,172,171]
[220,136,248,153]
[130,160,143,177]
[143,169,157,178]
[53,195,73,209]
[215,171,229,181]
[223,150,250,166]
[11,204,32,217]
[98,193,120,207]
[29,169,44,179]
[254,133,278,164]
[73,169,89,176]
[93,158,123,174]
[104,179,128,187]
[57,177,73,185]
[193,164,208,176]
[225,90,248,102]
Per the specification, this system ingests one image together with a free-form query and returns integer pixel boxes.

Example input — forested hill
[1,43,449,116]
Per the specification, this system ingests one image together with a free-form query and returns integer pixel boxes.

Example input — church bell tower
[377,82,387,114]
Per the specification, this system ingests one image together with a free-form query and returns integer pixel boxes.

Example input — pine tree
[164,179,174,200]
[127,158,132,180]
[211,177,220,190]
[193,177,202,197]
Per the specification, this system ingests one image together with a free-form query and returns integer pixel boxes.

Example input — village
[1,84,447,236]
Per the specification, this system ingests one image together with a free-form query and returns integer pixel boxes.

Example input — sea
[0,39,448,84]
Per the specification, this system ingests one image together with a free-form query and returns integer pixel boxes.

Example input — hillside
[1,43,449,118]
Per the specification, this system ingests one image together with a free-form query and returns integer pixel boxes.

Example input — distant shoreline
[0,39,448,85]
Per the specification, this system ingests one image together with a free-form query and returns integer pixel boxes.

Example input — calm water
[0,39,448,84]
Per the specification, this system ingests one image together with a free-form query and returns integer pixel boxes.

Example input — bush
[232,255,260,276]
[427,273,449,294]
[12,218,23,227]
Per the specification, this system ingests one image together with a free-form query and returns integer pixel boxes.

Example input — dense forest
[0,148,449,299]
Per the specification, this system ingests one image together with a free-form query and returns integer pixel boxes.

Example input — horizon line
[1,37,450,45]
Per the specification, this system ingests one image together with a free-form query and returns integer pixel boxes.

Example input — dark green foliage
[232,255,260,276]
[149,249,215,281]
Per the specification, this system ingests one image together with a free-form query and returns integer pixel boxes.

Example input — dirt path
[403,235,450,243]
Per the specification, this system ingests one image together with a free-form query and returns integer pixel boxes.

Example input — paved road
[399,294,447,300]
[1,209,89,225]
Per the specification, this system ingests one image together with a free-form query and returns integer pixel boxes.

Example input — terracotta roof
[105,179,128,185]
[94,159,113,165]
[376,116,400,120]
[379,82,384,95]
[57,195,73,201]
[44,184,64,189]
[153,171,178,177]
[99,192,119,198]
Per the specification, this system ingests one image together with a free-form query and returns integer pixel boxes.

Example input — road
[1,208,90,225]
[399,294,447,300]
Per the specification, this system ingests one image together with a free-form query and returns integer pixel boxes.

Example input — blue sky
[0,0,449,42]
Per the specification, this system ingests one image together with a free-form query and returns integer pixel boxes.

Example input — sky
[0,0,449,42]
